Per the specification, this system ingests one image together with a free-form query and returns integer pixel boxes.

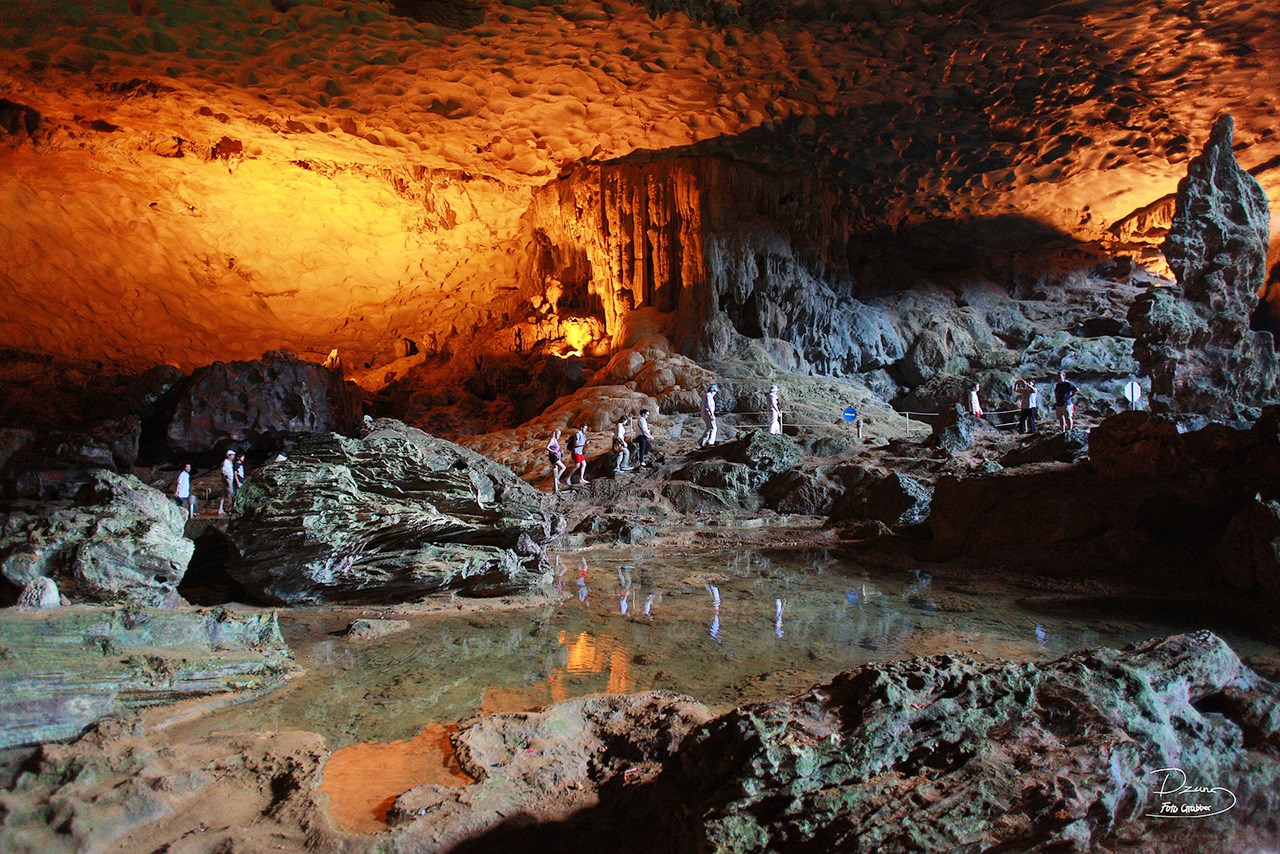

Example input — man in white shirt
[699,384,719,448]
[219,449,236,514]
[768,384,782,435]
[613,416,631,473]
[174,463,196,519]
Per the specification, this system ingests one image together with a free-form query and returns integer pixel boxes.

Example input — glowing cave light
[560,317,601,356]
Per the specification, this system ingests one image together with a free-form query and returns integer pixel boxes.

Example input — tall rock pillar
[1129,114,1278,419]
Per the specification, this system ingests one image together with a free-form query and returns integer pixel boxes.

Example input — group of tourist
[548,382,787,492]
[172,450,247,519]
[969,371,1079,434]
[547,408,660,493]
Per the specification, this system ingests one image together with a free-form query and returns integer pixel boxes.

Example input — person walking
[767,384,782,435]
[612,416,632,473]
[636,408,654,467]
[1014,378,1038,434]
[569,423,589,485]
[967,382,983,418]
[218,449,236,515]
[1053,371,1078,431]
[699,383,719,448]
[547,428,566,492]
[174,463,197,519]
[234,454,247,495]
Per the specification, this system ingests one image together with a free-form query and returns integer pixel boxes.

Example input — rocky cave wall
[0,0,1278,383]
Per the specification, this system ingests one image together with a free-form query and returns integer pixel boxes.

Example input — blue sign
[843,406,858,422]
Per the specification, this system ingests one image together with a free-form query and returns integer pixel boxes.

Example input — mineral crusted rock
[379,633,1280,852]
[14,576,59,610]
[930,403,982,454]
[863,471,932,527]
[165,351,362,456]
[629,632,1280,852]
[998,427,1089,467]
[225,418,561,605]
[1130,115,1278,419]
[342,618,412,640]
[385,692,713,851]
[0,606,296,748]
[0,470,193,606]
[2,416,141,499]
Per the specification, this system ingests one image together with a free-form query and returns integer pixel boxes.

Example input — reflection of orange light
[320,723,472,834]
[481,631,633,714]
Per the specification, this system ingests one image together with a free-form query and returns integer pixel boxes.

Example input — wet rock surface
[0,470,193,606]
[165,351,362,457]
[225,418,561,605]
[415,632,1280,852]
[0,606,296,749]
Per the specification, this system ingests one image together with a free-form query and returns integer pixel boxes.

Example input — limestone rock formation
[1129,115,1278,419]
[225,418,561,605]
[0,607,296,748]
[930,403,983,455]
[623,632,1280,852]
[2,416,141,500]
[863,471,933,528]
[998,428,1089,467]
[386,692,713,851]
[371,632,1280,852]
[166,352,362,456]
[0,470,194,606]
[14,575,60,610]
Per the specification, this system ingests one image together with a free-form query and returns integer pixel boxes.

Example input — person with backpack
[569,423,589,485]
[612,416,632,473]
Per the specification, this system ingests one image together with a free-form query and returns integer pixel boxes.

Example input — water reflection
[178,547,1280,764]
[319,723,471,834]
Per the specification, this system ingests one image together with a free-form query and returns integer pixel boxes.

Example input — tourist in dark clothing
[1014,378,1038,434]
[1054,372,1078,431]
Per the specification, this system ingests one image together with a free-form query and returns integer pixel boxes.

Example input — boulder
[391,633,1280,853]
[0,470,193,606]
[166,351,362,456]
[1130,115,1279,419]
[930,403,982,455]
[3,417,141,499]
[0,607,296,749]
[999,428,1089,467]
[385,692,713,851]
[224,419,561,605]
[1088,411,1188,479]
[761,468,843,516]
[628,632,1280,852]
[1218,494,1280,596]
[863,471,932,527]
[718,430,802,483]
[342,618,411,640]
[15,576,59,610]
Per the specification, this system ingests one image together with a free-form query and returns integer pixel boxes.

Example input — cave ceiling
[0,0,1277,371]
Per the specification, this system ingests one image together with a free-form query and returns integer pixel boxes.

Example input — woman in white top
[547,429,566,492]
[768,384,782,434]
[613,416,631,472]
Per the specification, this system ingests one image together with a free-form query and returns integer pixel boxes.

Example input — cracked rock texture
[1130,115,1278,419]
[225,418,561,605]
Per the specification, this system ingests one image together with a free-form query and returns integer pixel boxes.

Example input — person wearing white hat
[219,449,236,515]
[699,383,719,448]
[768,384,782,435]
